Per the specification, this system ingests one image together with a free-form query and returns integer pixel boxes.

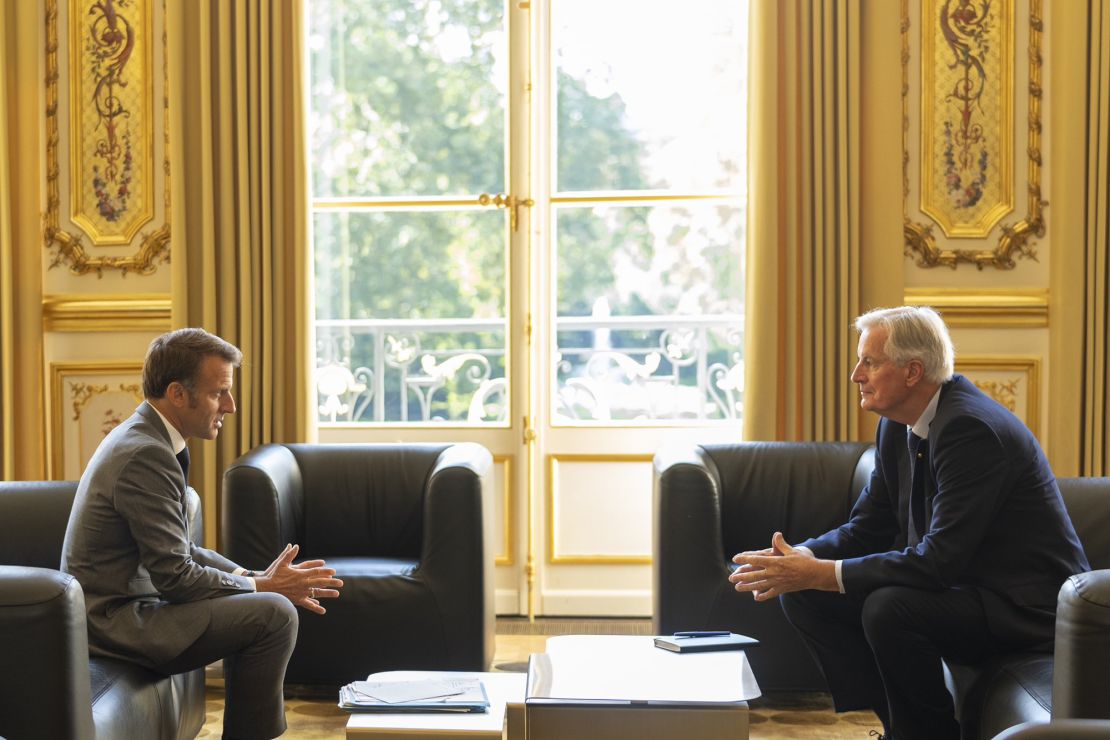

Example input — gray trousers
[154,591,298,739]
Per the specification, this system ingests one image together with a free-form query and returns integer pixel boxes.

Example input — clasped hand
[728,531,836,601]
[254,543,344,615]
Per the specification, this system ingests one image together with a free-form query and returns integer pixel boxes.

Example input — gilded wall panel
[545,454,654,565]
[955,356,1040,438]
[44,0,169,277]
[904,0,1044,269]
[50,362,144,480]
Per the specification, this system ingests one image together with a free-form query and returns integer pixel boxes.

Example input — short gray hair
[855,306,955,384]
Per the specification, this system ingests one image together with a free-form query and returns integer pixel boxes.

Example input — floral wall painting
[44,0,170,277]
[922,0,1012,236]
[50,362,144,480]
[903,0,1045,269]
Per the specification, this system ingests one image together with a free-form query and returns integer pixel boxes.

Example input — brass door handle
[478,192,534,232]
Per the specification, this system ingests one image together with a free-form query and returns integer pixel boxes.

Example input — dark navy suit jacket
[801,375,1089,644]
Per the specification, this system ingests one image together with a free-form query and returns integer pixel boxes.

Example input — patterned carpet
[199,618,883,739]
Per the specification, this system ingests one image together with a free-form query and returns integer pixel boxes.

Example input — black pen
[673,631,730,638]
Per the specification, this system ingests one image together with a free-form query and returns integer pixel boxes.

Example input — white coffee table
[525,635,761,740]
[344,670,525,739]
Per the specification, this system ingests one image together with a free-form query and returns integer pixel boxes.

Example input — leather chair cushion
[709,442,870,554]
[1059,479,1110,571]
[90,657,205,740]
[288,444,449,558]
[0,482,78,569]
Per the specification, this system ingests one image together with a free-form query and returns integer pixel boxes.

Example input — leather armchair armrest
[222,443,304,568]
[420,443,495,667]
[420,442,494,588]
[993,720,1110,739]
[652,444,728,634]
[0,566,95,740]
[1052,569,1110,720]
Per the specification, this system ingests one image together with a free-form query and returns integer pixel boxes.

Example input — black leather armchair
[221,442,495,687]
[0,481,206,740]
[652,441,874,690]
[947,478,1110,738]
[653,442,1110,738]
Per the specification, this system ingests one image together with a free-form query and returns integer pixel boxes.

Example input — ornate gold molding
[42,293,172,332]
[903,0,1045,269]
[955,356,1041,437]
[50,361,144,479]
[546,454,654,565]
[904,288,1048,327]
[44,0,171,277]
[495,454,515,566]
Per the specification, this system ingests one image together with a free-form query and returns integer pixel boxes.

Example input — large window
[308,0,747,427]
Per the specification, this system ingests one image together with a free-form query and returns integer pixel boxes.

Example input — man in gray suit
[62,328,344,739]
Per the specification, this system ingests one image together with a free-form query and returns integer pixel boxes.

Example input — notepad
[653,632,761,653]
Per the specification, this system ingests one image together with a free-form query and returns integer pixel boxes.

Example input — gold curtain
[1,1,46,480]
[0,2,13,479]
[743,0,863,441]
[167,1,314,544]
[1080,0,1110,474]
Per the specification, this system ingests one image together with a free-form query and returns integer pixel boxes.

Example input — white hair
[854,306,955,384]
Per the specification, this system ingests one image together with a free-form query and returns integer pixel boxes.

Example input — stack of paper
[338,677,490,713]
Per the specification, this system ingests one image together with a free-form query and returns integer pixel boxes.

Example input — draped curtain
[167,1,314,544]
[743,0,863,441]
[1080,0,1110,473]
[1,1,46,481]
[0,3,14,478]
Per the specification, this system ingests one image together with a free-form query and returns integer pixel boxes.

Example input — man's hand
[728,532,838,601]
[254,544,344,615]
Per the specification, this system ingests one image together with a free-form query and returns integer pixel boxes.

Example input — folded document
[339,677,489,713]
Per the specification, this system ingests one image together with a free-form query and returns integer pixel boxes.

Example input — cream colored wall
[1,1,1096,478]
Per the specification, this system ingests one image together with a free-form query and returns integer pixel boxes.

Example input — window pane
[554,0,747,193]
[314,210,505,320]
[554,203,743,422]
[309,0,506,198]
[314,210,507,425]
[556,203,743,317]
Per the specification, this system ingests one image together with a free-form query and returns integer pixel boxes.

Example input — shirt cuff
[233,567,258,592]
[834,560,846,593]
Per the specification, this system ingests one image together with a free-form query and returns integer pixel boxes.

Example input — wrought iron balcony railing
[315,313,743,425]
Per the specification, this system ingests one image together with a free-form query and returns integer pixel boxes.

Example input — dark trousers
[780,586,1002,740]
[155,592,298,739]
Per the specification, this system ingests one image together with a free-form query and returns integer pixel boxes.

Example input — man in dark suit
[729,306,1089,740]
[62,328,344,739]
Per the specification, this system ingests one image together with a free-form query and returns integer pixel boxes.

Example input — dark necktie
[176,446,190,486]
[907,431,928,546]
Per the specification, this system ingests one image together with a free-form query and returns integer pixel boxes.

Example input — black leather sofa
[221,442,495,687]
[653,442,1110,739]
[0,480,206,740]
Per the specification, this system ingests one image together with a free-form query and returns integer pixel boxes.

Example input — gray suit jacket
[61,401,254,666]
